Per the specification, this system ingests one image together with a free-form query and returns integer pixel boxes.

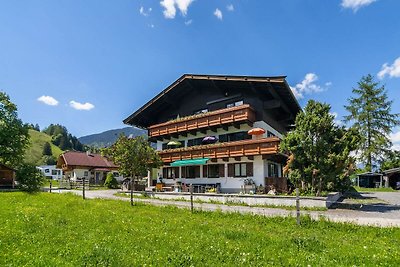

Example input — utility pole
[82,177,86,200]
[296,187,300,225]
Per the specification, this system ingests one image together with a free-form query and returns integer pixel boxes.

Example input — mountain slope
[24,129,64,165]
[78,127,146,148]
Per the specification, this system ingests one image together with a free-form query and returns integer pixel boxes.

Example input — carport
[383,167,400,189]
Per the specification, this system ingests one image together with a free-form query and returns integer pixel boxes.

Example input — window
[234,163,247,177]
[208,165,220,178]
[162,167,179,179]
[113,172,119,177]
[182,166,200,178]
[84,171,89,177]
[226,100,244,108]
[45,169,50,173]
[268,163,279,177]
[219,131,251,143]
[187,137,203,147]
[51,170,57,175]
[194,108,208,115]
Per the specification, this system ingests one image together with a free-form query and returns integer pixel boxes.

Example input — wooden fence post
[130,178,134,206]
[296,187,300,225]
[82,177,86,200]
[49,180,52,193]
[190,184,194,213]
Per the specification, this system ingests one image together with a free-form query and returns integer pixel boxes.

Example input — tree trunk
[317,176,323,197]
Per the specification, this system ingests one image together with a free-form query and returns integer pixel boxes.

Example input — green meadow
[1,192,399,266]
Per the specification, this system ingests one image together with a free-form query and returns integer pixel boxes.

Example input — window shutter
[228,164,234,177]
[219,164,225,177]
[203,165,208,178]
[246,162,253,177]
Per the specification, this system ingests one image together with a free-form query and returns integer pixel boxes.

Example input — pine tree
[344,74,399,171]
[42,142,52,156]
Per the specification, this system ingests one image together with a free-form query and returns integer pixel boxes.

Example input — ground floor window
[268,162,279,177]
[182,166,200,178]
[162,167,179,179]
[234,163,247,177]
[203,164,224,178]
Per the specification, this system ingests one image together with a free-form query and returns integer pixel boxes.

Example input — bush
[16,163,45,192]
[104,172,119,189]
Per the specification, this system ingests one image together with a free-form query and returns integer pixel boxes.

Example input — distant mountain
[78,127,147,148]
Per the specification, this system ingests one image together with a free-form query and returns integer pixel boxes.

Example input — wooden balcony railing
[158,137,281,163]
[148,104,256,138]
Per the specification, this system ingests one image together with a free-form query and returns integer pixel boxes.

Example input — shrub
[104,172,119,189]
[16,163,45,192]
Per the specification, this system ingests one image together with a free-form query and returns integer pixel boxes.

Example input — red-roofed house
[57,151,121,184]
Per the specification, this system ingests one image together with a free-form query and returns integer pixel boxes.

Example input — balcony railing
[158,137,280,163]
[148,104,256,138]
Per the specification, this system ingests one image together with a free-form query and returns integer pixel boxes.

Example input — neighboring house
[356,172,384,188]
[0,163,15,188]
[56,151,121,184]
[382,168,400,189]
[123,74,301,193]
[37,165,63,180]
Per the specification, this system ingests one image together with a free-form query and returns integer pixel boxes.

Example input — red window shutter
[203,165,208,178]
[228,164,234,177]
[219,164,225,177]
[246,162,253,177]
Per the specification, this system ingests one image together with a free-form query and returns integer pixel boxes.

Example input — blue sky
[1,0,400,148]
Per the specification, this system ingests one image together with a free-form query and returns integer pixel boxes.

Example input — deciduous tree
[102,135,162,205]
[0,92,30,167]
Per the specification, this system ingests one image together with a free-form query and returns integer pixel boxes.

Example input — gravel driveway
[52,189,400,228]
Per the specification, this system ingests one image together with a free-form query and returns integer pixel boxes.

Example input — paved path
[53,189,400,228]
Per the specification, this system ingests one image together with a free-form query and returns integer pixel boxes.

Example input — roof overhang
[123,74,301,129]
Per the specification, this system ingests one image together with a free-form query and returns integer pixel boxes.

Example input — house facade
[124,74,301,193]
[56,151,122,184]
[37,165,63,180]
[0,163,15,188]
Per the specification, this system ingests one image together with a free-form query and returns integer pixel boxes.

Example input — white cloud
[377,57,400,79]
[330,112,343,126]
[69,100,95,111]
[139,6,152,17]
[227,4,234,11]
[214,8,223,20]
[160,0,193,19]
[184,19,193,25]
[290,73,330,99]
[37,95,59,106]
[390,129,400,151]
[341,0,377,12]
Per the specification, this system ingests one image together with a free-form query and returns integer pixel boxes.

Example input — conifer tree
[42,142,52,156]
[344,74,399,171]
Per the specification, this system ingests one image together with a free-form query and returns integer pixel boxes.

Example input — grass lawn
[353,186,397,192]
[1,193,399,266]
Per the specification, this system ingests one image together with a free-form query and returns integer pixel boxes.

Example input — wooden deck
[158,137,281,163]
[148,104,256,138]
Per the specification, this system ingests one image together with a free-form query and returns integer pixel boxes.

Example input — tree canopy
[280,100,359,195]
[102,135,162,180]
[344,74,399,171]
[0,92,30,167]
[43,124,84,151]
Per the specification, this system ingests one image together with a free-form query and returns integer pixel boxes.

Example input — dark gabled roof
[0,163,15,171]
[123,74,301,128]
[59,151,117,169]
[383,167,400,174]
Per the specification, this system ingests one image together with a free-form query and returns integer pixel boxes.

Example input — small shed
[383,167,400,189]
[0,163,16,188]
[356,172,383,188]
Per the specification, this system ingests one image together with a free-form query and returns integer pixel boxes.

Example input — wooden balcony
[158,137,281,163]
[148,104,256,139]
